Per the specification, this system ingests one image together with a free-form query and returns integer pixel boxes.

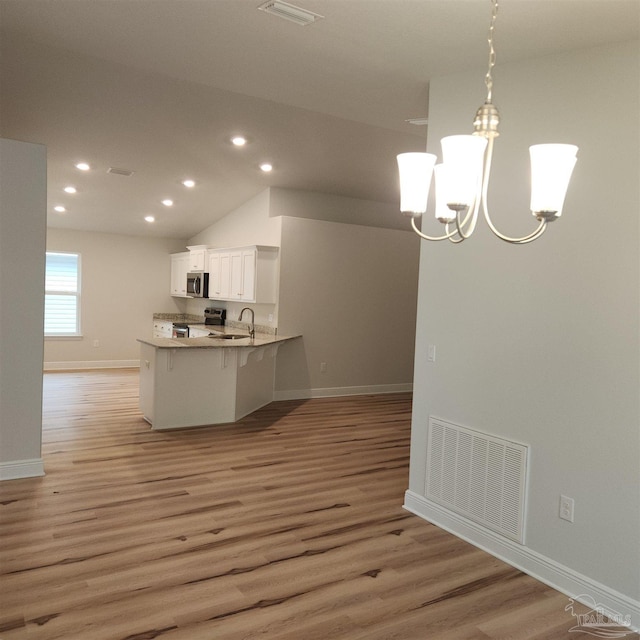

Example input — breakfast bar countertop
[138,327,299,349]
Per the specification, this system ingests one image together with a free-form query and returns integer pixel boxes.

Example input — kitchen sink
[207,333,249,340]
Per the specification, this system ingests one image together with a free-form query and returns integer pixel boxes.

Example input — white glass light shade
[529,144,578,217]
[440,135,488,208]
[397,152,437,216]
[433,164,456,223]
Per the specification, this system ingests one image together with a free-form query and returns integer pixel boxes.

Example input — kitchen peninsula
[137,328,298,430]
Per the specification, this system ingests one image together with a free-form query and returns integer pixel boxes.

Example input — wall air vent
[107,167,134,177]
[425,417,528,544]
[258,1,324,26]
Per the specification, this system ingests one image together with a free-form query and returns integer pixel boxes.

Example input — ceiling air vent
[107,167,134,177]
[258,1,323,26]
[406,118,429,126]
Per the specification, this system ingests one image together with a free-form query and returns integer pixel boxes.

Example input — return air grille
[426,417,528,543]
[107,167,134,177]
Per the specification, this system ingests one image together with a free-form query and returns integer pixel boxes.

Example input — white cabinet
[208,251,220,296]
[229,251,243,300]
[207,246,278,303]
[187,245,208,272]
[219,253,231,298]
[170,252,190,297]
[240,250,256,301]
[152,320,173,338]
[208,250,233,299]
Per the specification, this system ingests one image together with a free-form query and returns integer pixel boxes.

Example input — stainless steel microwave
[186,272,209,298]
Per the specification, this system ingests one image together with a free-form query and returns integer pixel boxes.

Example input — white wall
[187,188,421,397]
[188,190,282,248]
[406,41,640,614]
[269,187,406,230]
[0,138,46,479]
[45,229,187,368]
[186,190,282,327]
[276,215,420,396]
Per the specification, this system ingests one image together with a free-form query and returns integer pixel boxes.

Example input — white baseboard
[44,360,140,371]
[0,458,45,481]
[273,383,412,401]
[404,490,639,633]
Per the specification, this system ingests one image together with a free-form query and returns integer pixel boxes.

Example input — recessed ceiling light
[260,163,273,172]
[144,215,155,223]
[182,179,195,188]
[162,199,174,207]
[64,186,77,194]
[75,162,90,171]
[54,205,66,213]
[231,136,247,147]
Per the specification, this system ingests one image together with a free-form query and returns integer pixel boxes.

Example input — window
[45,252,81,336]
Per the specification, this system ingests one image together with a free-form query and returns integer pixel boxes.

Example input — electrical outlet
[428,344,436,362]
[320,362,327,373]
[93,340,99,348]
[268,313,274,322]
[559,495,574,523]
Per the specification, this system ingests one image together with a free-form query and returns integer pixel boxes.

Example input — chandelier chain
[485,0,498,103]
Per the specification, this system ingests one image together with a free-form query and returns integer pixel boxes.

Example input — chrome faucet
[238,307,255,339]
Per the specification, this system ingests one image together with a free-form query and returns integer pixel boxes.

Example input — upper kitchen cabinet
[208,250,230,299]
[187,245,208,272]
[170,252,190,297]
[208,246,278,304]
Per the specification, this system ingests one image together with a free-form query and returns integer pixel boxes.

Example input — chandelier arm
[447,223,465,244]
[482,187,548,243]
[505,221,548,244]
[454,192,481,240]
[410,216,462,242]
[454,210,469,240]
[479,137,548,244]
[453,201,477,238]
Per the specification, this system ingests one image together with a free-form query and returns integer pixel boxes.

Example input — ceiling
[1,0,638,239]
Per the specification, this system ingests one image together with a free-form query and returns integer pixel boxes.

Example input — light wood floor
[1,370,635,640]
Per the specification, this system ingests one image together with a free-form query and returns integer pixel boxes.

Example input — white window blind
[45,252,81,336]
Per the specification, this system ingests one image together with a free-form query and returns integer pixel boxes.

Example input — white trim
[273,383,412,401]
[0,458,45,481]
[44,360,140,371]
[403,490,640,633]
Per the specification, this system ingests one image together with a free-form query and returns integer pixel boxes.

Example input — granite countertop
[152,313,276,336]
[139,325,299,349]
[153,313,205,323]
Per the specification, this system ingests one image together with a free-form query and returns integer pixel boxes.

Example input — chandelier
[397,0,578,244]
